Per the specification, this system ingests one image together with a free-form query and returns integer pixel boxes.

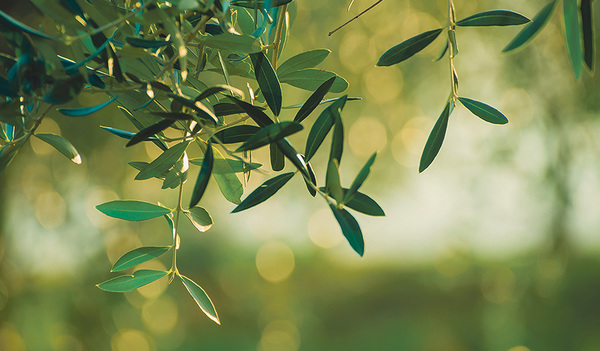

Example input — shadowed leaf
[377,28,443,66]
[457,10,530,27]
[250,52,282,116]
[419,101,453,173]
[232,172,294,213]
[189,141,214,208]
[458,97,508,124]
[329,204,364,256]
[294,76,336,123]
[503,1,557,52]
[236,122,303,152]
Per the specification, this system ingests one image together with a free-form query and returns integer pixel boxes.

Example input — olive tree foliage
[0,0,594,323]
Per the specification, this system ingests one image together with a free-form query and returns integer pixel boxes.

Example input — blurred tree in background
[1,1,600,350]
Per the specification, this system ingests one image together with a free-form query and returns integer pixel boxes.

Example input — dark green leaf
[168,94,219,125]
[270,143,285,171]
[503,1,557,52]
[111,246,171,272]
[279,69,348,93]
[250,52,282,116]
[458,97,508,125]
[135,141,190,180]
[564,0,583,78]
[97,269,168,292]
[328,111,343,164]
[228,97,273,127]
[214,102,265,117]
[377,28,443,66]
[101,126,159,141]
[294,76,336,123]
[231,0,293,9]
[180,275,220,325]
[184,207,213,232]
[277,49,331,77]
[419,101,453,173]
[212,125,261,144]
[96,200,172,221]
[275,139,311,178]
[126,119,174,147]
[329,205,364,256]
[189,141,213,208]
[344,152,377,204]
[305,96,347,161]
[456,10,530,27]
[190,158,261,173]
[304,157,317,197]
[58,95,118,117]
[34,133,81,164]
[126,37,171,48]
[195,85,243,102]
[232,172,294,213]
[344,191,385,217]
[236,122,303,152]
[581,0,595,71]
[42,75,85,104]
[434,40,449,62]
[0,76,17,97]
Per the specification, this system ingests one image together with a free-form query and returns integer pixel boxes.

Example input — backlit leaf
[563,0,583,78]
[180,275,220,324]
[34,133,81,164]
[326,159,344,203]
[189,141,213,208]
[135,141,190,180]
[97,269,168,292]
[184,207,213,232]
[212,125,261,144]
[231,0,292,8]
[456,10,530,27]
[197,33,261,53]
[96,200,172,221]
[503,1,557,52]
[329,204,364,256]
[377,28,443,66]
[250,52,282,116]
[279,69,348,93]
[211,147,244,204]
[232,172,294,213]
[458,97,508,124]
[419,101,453,173]
[58,95,118,117]
[111,246,171,272]
[277,49,331,77]
[236,122,303,152]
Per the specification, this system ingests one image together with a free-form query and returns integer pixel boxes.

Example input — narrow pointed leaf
[294,76,336,123]
[456,10,530,27]
[96,200,171,221]
[232,172,294,213]
[344,152,377,204]
[419,101,453,173]
[190,158,261,173]
[135,141,190,180]
[34,133,81,164]
[195,85,244,102]
[279,69,348,93]
[126,37,171,48]
[111,246,171,272]
[377,28,443,66]
[434,40,449,62]
[184,207,213,232]
[564,0,584,78]
[100,126,159,141]
[581,0,595,71]
[305,96,347,161]
[236,122,303,152]
[250,52,282,116]
[189,141,214,208]
[97,269,167,292]
[458,97,508,124]
[326,159,344,203]
[150,112,194,121]
[344,190,385,216]
[277,49,331,77]
[180,275,220,325]
[329,112,344,164]
[231,0,292,8]
[197,32,261,53]
[276,139,311,178]
[329,205,364,256]
[58,95,118,117]
[168,94,219,125]
[270,143,285,171]
[228,97,273,127]
[304,157,317,197]
[212,125,261,144]
[211,147,243,204]
[126,119,174,147]
[214,102,264,117]
[503,1,557,52]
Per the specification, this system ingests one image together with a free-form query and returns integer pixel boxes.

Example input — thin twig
[329,0,384,36]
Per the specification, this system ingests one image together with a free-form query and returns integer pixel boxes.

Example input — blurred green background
[2,0,600,350]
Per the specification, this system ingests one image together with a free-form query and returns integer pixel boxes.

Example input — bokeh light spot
[142,296,178,335]
[256,241,295,283]
[34,191,66,230]
[349,117,388,158]
[30,118,61,156]
[363,67,403,104]
[308,209,342,249]
[258,320,300,351]
[111,329,153,351]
